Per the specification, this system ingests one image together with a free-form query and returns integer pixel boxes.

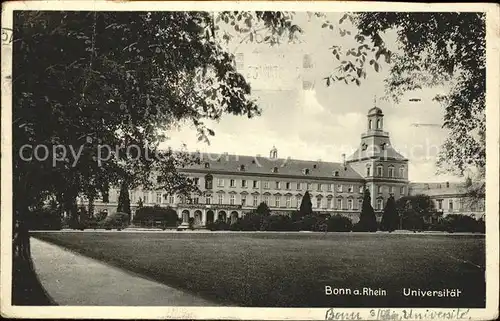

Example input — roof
[347,144,407,162]
[368,107,383,116]
[180,153,364,180]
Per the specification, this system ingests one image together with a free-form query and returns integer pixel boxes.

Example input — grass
[33,231,485,307]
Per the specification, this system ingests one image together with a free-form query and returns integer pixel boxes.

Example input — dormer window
[240,164,246,171]
[313,164,317,169]
[380,143,386,150]
[272,167,279,173]
[204,162,210,169]
[303,168,310,175]
[333,171,339,177]
[362,143,368,151]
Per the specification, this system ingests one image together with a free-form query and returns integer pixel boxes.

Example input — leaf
[249,32,254,42]
[322,23,328,28]
[325,77,331,87]
[374,62,379,72]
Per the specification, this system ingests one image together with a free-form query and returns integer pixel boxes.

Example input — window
[204,162,210,168]
[377,199,383,210]
[307,183,312,190]
[169,195,175,204]
[358,199,363,210]
[230,194,235,205]
[337,198,343,209]
[337,184,343,193]
[272,167,279,173]
[317,183,322,192]
[179,195,186,204]
[130,192,135,203]
[380,142,386,150]
[400,186,405,195]
[377,165,383,177]
[303,168,310,175]
[297,182,302,190]
[193,197,199,204]
[327,184,332,192]
[218,194,224,204]
[275,196,280,207]
[327,198,332,209]
[230,179,236,187]
[348,199,353,210]
[263,195,270,205]
[156,193,162,204]
[446,182,450,188]
[377,119,381,129]
[389,186,394,194]
[253,195,258,206]
[241,195,247,206]
[217,178,225,187]
[264,181,269,189]
[240,164,246,171]
[334,171,339,177]
[206,194,212,205]
[286,182,291,190]
[437,199,443,210]
[366,166,371,176]
[449,200,454,210]
[399,167,405,178]
[276,181,281,189]
[193,177,199,186]
[369,120,373,130]
[459,199,464,210]
[359,186,364,194]
[143,193,149,204]
[253,180,258,188]
[388,166,394,177]
[348,185,353,193]
[242,179,247,188]
[205,174,213,189]
[286,196,291,208]
[378,186,383,194]
[296,196,301,208]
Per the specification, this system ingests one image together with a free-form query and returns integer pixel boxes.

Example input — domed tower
[270,146,278,159]
[346,106,409,211]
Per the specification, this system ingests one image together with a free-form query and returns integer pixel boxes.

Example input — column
[202,209,207,227]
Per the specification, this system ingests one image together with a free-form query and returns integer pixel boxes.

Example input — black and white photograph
[1,1,499,320]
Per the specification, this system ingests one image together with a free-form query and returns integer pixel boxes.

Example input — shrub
[27,208,62,230]
[444,214,484,233]
[260,214,293,231]
[101,212,129,230]
[95,211,108,222]
[207,219,230,231]
[327,215,353,232]
[133,206,178,227]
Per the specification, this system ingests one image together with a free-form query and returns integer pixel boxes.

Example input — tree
[356,188,377,232]
[396,194,436,231]
[298,191,313,218]
[352,13,485,181]
[380,195,398,232]
[117,182,131,215]
[255,202,271,217]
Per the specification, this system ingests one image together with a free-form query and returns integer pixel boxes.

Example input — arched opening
[369,119,372,130]
[205,174,213,189]
[218,210,227,222]
[377,119,381,129]
[230,211,239,224]
[181,210,190,224]
[206,210,214,224]
[194,210,202,227]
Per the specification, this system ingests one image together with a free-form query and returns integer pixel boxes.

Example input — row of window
[201,177,365,193]
[124,192,389,211]
[366,164,405,178]
[435,199,484,211]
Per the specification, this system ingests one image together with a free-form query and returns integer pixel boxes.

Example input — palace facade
[88,107,484,228]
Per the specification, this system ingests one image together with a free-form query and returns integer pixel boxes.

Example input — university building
[87,106,484,228]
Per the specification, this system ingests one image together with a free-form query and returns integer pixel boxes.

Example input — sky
[161,12,461,183]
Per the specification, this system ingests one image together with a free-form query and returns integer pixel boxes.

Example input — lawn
[32,232,485,307]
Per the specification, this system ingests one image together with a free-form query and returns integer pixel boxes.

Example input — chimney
[342,153,346,170]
